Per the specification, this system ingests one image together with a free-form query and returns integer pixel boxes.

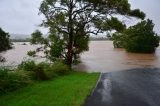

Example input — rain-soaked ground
[85,68,160,106]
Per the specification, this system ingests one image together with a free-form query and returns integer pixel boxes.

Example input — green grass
[0,72,99,106]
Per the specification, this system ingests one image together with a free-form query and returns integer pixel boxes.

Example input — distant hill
[10,34,30,39]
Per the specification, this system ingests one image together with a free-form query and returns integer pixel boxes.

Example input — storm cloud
[0,0,159,35]
[129,0,160,34]
[0,0,45,35]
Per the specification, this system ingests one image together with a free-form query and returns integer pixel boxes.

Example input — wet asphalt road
[85,68,160,106]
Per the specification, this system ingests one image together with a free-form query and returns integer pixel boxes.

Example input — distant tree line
[11,38,30,42]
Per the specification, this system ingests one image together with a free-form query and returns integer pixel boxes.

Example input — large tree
[0,28,11,52]
[38,0,145,67]
[0,27,11,62]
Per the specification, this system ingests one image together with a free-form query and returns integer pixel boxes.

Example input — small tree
[112,33,126,48]
[125,19,159,53]
[0,28,11,52]
[30,30,44,44]
[0,27,11,62]
[113,19,159,53]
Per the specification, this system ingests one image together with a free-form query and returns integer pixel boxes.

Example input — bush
[33,61,70,79]
[27,51,36,57]
[0,68,32,94]
[18,61,50,80]
[18,60,36,71]
[18,60,70,80]
[112,33,126,48]
[33,63,49,80]
[51,62,70,75]
[113,19,159,53]
[124,19,159,53]
[0,61,70,94]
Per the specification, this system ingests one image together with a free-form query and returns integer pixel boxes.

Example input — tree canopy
[30,30,44,44]
[0,27,11,62]
[0,28,11,52]
[113,19,159,53]
[35,0,145,67]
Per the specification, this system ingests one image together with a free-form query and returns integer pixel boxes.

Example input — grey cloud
[0,0,159,35]
[129,0,160,34]
[0,0,46,35]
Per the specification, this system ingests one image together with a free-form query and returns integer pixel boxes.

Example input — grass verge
[0,72,99,106]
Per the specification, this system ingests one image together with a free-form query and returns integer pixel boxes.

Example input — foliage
[50,61,70,75]
[33,63,49,80]
[18,60,48,80]
[27,51,36,57]
[0,27,12,52]
[28,0,145,67]
[0,60,71,94]
[33,61,70,80]
[18,60,36,72]
[30,30,44,44]
[18,60,70,80]
[0,72,100,106]
[113,19,159,53]
[112,33,126,48]
[0,56,6,62]
[0,68,31,94]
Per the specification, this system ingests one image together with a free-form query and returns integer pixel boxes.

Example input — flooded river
[75,41,160,72]
[0,42,46,67]
[1,41,160,72]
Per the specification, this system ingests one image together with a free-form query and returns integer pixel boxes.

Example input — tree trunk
[66,0,74,68]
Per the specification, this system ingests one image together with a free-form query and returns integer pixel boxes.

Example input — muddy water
[0,42,46,66]
[75,41,160,72]
[1,41,160,72]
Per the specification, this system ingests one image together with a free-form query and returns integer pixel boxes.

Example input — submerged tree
[36,0,145,67]
[124,19,159,53]
[30,30,44,44]
[0,27,11,62]
[113,19,159,53]
[0,27,11,52]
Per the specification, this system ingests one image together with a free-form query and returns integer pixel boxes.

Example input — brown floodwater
[1,41,160,72]
[0,42,46,66]
[74,41,160,72]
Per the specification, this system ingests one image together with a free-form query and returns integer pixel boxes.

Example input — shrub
[18,60,36,71]
[124,19,159,53]
[113,19,159,53]
[27,51,36,57]
[37,61,70,78]
[51,61,70,75]
[0,61,70,94]
[0,68,31,94]
[112,33,126,48]
[18,60,70,80]
[33,63,49,80]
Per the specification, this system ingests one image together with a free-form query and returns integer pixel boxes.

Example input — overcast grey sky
[0,0,159,35]
[129,0,160,34]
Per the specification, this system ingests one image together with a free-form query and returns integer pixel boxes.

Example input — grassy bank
[0,72,99,106]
